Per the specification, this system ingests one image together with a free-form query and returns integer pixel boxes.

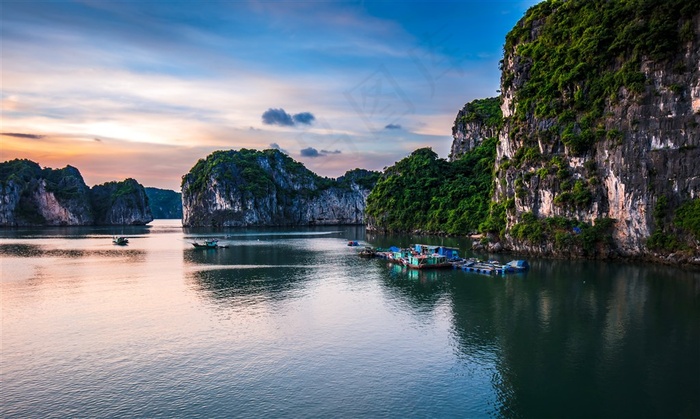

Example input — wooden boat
[358,246,376,258]
[192,238,224,249]
[112,236,129,245]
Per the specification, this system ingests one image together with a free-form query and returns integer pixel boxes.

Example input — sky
[1,0,539,191]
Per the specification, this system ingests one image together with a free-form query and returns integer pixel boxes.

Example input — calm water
[2,220,699,418]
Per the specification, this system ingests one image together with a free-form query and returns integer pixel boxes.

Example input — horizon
[1,0,539,191]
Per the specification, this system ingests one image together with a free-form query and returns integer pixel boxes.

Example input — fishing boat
[358,246,376,258]
[506,260,530,271]
[112,236,129,246]
[192,238,222,249]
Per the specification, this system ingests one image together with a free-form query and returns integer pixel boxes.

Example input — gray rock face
[90,179,153,225]
[0,159,152,226]
[450,98,501,161]
[181,149,377,227]
[490,9,700,257]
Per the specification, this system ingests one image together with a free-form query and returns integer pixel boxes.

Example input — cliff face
[90,179,153,225]
[450,97,502,161]
[0,159,152,226]
[181,149,378,227]
[488,1,700,258]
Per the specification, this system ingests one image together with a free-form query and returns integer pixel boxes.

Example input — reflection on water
[446,260,700,418]
[1,221,699,418]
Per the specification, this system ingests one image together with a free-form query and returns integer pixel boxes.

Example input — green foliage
[511,212,615,256]
[366,138,497,234]
[647,196,700,252]
[503,0,698,152]
[0,159,42,186]
[183,148,379,202]
[458,97,503,128]
[674,198,700,240]
[480,199,509,235]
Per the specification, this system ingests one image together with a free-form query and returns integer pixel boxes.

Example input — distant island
[0,159,153,226]
[181,148,379,227]
[145,187,182,219]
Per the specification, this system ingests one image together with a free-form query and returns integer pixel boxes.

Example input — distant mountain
[145,187,182,219]
[0,159,153,226]
[181,148,379,227]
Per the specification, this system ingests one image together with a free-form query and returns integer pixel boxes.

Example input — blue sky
[1,0,539,190]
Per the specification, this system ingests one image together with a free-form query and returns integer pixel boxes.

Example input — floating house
[405,254,452,269]
[413,244,460,260]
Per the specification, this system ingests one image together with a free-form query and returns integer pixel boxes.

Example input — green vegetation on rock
[503,0,699,155]
[458,97,503,128]
[184,149,334,198]
[366,138,497,234]
[510,213,615,256]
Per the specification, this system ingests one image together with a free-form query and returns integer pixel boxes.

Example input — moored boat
[112,236,129,245]
[192,238,225,249]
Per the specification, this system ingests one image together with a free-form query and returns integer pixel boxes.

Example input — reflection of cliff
[447,263,700,417]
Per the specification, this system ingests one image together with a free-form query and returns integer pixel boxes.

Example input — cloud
[262,108,316,126]
[384,123,401,130]
[2,132,45,139]
[262,108,294,126]
[300,147,342,158]
[300,147,320,157]
[292,112,315,125]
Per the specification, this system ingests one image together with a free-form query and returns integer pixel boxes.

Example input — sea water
[2,220,699,418]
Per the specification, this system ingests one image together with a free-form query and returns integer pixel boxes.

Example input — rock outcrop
[181,149,379,227]
[90,179,153,225]
[0,159,152,226]
[482,0,700,259]
[450,97,502,161]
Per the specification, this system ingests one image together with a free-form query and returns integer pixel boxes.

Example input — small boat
[192,238,222,249]
[112,236,128,245]
[358,246,376,258]
[506,260,530,271]
[347,241,359,246]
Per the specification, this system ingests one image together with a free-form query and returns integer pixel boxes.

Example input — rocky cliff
[0,159,153,226]
[181,149,379,227]
[90,179,153,225]
[481,0,700,261]
[450,97,502,161]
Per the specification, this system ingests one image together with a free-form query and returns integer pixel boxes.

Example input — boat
[506,260,530,271]
[348,241,359,246]
[192,238,226,249]
[358,246,376,258]
[112,236,129,245]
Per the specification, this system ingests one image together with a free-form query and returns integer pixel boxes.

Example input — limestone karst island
[2,0,699,267]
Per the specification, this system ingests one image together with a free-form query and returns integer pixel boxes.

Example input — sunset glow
[1,0,538,190]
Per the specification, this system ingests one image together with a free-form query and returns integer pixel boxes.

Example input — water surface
[2,220,699,418]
